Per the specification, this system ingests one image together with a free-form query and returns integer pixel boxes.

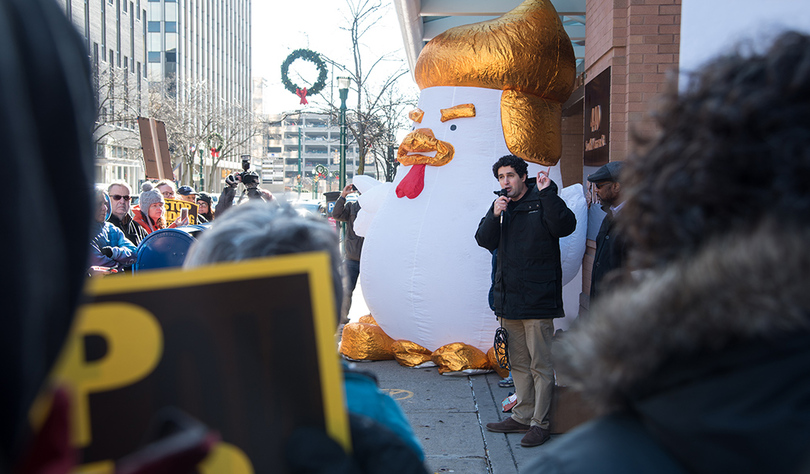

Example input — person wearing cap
[586,161,628,302]
[176,185,197,203]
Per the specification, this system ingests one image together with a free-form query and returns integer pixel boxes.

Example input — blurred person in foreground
[528,31,810,473]
[89,189,137,273]
[0,0,96,470]
[106,180,148,246]
[184,202,427,473]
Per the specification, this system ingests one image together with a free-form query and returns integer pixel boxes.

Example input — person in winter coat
[132,182,187,234]
[106,181,148,246]
[527,31,810,474]
[89,189,137,272]
[331,183,364,323]
[475,155,576,448]
[196,192,215,222]
[585,161,627,302]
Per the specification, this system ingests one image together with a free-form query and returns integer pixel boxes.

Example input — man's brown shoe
[486,417,530,433]
[520,426,550,447]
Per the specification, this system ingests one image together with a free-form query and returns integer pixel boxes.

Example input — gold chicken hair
[413,0,576,166]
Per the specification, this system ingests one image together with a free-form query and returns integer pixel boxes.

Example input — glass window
[147,21,160,32]
[164,21,176,33]
[148,32,161,50]
[148,51,160,63]
[164,2,177,20]
[148,3,160,19]
[165,51,176,62]
[165,32,176,50]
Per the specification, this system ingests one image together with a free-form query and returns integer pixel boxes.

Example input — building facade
[56,0,149,190]
[259,112,367,195]
[146,0,252,193]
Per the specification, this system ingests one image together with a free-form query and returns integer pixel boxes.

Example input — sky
[251,1,418,115]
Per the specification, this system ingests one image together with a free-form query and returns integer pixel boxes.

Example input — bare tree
[93,60,146,171]
[149,76,262,191]
[333,0,416,178]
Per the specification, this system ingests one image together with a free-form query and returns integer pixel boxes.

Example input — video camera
[239,155,259,187]
[235,155,264,201]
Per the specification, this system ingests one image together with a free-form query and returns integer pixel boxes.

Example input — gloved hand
[225,173,240,188]
[101,246,113,258]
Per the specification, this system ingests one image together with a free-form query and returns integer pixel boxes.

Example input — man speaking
[475,155,576,447]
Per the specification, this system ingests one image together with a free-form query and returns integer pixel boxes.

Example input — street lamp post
[337,77,350,191]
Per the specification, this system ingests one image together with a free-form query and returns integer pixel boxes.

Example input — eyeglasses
[162,192,175,198]
[110,194,131,201]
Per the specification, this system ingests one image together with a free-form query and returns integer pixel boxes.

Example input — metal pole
[297,121,302,199]
[339,95,347,191]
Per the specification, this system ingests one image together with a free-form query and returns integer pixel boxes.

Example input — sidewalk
[345,286,562,473]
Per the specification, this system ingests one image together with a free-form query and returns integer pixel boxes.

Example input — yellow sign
[39,252,349,472]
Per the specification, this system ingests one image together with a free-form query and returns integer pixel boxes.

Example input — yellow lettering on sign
[50,303,164,447]
[199,442,255,474]
[72,460,115,474]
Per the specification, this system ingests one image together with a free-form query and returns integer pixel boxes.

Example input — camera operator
[474,155,575,448]
[215,157,275,217]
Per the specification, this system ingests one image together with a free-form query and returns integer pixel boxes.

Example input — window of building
[123,0,127,12]
[147,21,160,32]
[165,51,176,62]
[148,51,160,63]
[165,21,177,33]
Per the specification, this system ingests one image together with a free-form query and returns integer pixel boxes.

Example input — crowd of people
[87,175,259,274]
[4,0,809,470]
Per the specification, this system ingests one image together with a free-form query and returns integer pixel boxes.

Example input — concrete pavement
[351,359,560,473]
[345,285,566,473]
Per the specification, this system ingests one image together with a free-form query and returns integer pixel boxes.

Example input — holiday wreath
[281,49,328,105]
[208,132,224,158]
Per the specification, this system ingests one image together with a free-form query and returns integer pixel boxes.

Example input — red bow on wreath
[295,87,308,105]
[210,147,220,158]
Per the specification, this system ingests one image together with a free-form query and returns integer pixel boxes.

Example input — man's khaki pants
[500,317,554,429]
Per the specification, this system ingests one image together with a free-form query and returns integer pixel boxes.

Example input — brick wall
[579,0,681,313]
[585,0,681,163]
[560,106,584,187]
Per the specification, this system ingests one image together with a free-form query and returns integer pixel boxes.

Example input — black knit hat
[196,192,212,206]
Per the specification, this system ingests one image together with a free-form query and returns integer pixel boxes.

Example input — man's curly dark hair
[492,154,528,178]
[620,31,810,269]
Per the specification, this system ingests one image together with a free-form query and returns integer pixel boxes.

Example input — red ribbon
[296,87,308,105]
[210,148,220,158]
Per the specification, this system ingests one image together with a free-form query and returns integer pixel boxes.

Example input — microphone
[494,189,508,224]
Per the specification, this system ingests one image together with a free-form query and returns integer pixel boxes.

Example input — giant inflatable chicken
[348,0,585,361]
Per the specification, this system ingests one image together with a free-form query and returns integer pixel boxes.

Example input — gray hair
[106,180,132,194]
[184,201,344,315]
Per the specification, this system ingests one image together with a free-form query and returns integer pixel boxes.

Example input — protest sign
[165,198,200,225]
[41,251,349,473]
